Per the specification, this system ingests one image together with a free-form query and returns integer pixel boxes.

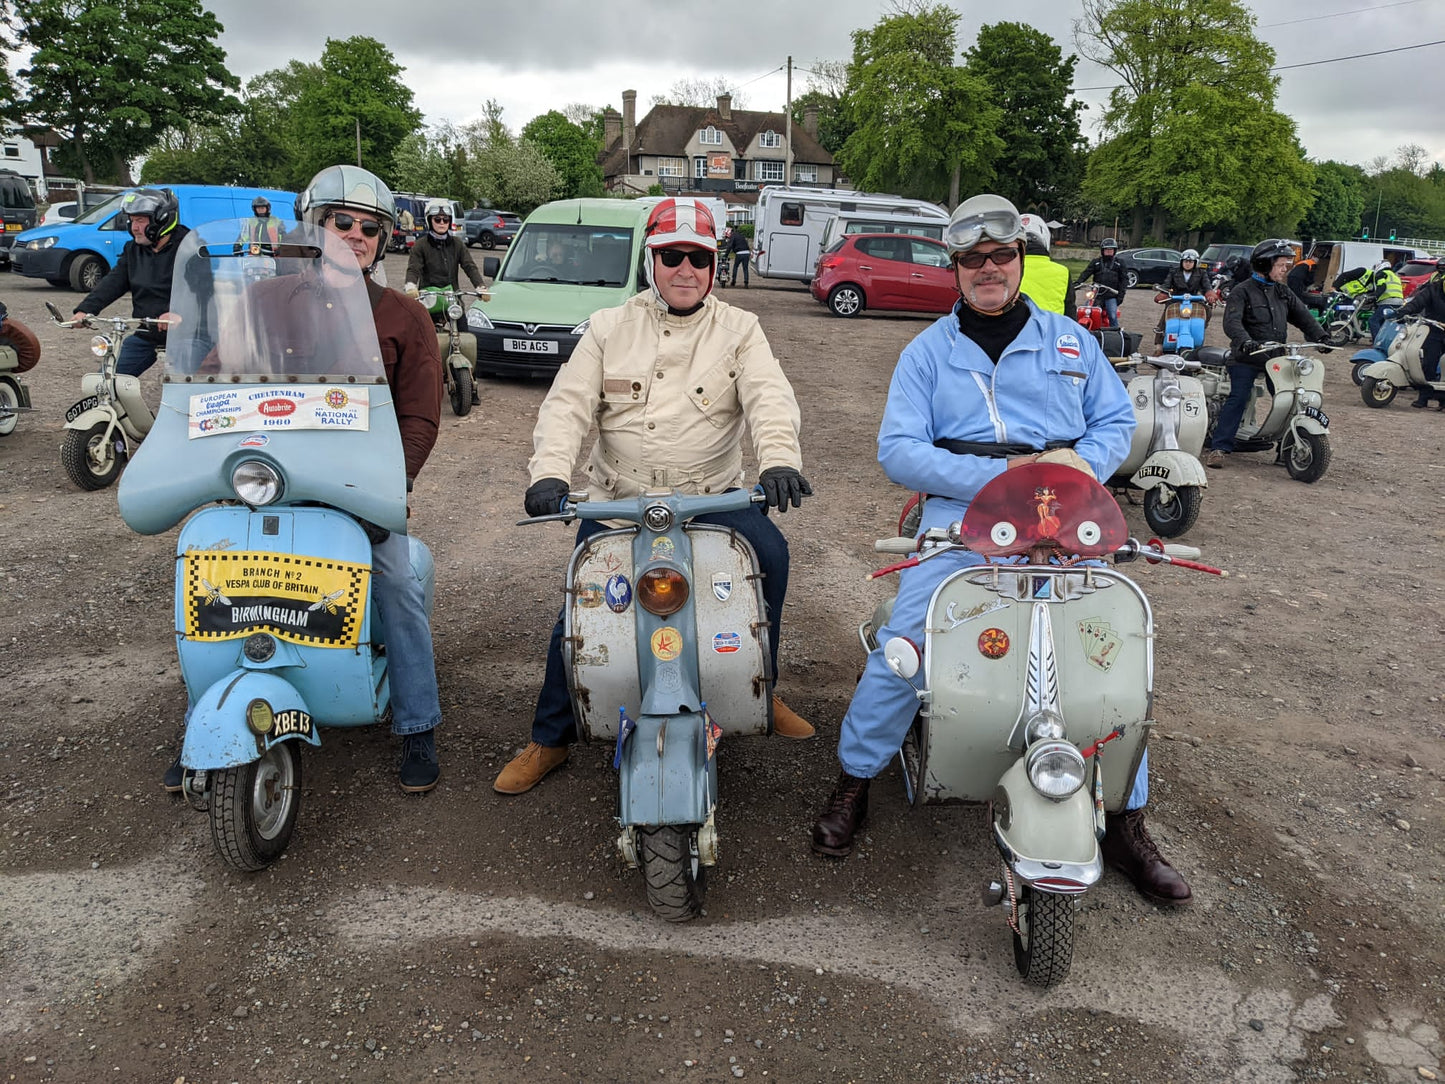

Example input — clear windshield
[499,224,635,287]
[73,192,130,225]
[163,218,384,380]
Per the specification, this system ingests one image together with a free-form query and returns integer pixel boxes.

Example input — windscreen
[163,218,384,381]
[73,192,129,225]
[499,224,635,287]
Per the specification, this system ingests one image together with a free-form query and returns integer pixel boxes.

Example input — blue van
[11,184,295,293]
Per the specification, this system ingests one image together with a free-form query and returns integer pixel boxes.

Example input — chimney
[622,89,636,149]
[603,107,621,148]
[717,94,732,121]
[803,105,818,140]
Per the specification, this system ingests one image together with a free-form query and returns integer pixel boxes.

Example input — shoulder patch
[1055,333,1081,360]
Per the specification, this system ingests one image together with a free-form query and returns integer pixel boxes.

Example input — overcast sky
[205,0,1445,169]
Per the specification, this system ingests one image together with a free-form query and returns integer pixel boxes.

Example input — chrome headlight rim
[1296,358,1315,376]
[231,458,283,506]
[447,302,464,320]
[1025,740,1087,801]
[90,335,111,358]
[1023,709,1067,745]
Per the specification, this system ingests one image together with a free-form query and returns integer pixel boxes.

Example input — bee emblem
[200,578,232,606]
[307,588,345,615]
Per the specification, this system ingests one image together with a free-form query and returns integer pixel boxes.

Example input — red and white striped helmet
[644,198,718,252]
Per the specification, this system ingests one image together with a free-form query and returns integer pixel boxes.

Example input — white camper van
[754,187,949,283]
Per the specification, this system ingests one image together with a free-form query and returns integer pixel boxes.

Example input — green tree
[0,1,20,121]
[964,22,1085,213]
[789,61,853,155]
[1075,0,1312,244]
[467,138,559,216]
[836,5,1004,206]
[392,124,476,202]
[18,0,240,183]
[520,110,603,199]
[1299,160,1366,242]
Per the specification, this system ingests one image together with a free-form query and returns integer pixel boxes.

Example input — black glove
[524,477,570,517]
[759,467,813,514]
[1238,340,1259,361]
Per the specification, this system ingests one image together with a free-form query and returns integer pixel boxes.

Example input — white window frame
[755,160,784,182]
[759,130,781,149]
[699,126,723,146]
[694,156,707,179]
[793,164,817,183]
[656,157,687,178]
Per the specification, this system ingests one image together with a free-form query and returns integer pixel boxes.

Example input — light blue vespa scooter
[117,219,434,870]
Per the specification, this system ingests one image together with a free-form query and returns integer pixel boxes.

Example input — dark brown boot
[811,772,870,858]
[1101,809,1192,906]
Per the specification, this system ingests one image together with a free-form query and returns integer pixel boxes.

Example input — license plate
[503,338,558,354]
[4,223,20,232]
[1334,304,1354,312]
[65,395,99,423]
[1302,405,1329,427]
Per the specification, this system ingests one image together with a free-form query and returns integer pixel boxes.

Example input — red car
[811,233,958,317]
[1398,257,1438,297]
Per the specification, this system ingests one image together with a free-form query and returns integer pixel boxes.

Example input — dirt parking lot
[1,260,1442,1083]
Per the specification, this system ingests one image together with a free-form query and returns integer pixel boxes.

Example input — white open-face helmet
[296,165,397,271]
[425,198,453,224]
[1019,213,1051,254]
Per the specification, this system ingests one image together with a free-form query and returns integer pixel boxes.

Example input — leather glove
[759,467,813,514]
[1237,340,1259,361]
[524,477,570,517]
[1036,447,1097,480]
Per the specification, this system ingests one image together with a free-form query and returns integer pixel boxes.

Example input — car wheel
[828,284,864,317]
[1125,270,1139,289]
[70,254,104,293]
[479,232,495,250]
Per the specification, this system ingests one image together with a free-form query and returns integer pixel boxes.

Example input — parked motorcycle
[1075,283,1120,332]
[417,285,486,417]
[1109,354,1209,536]
[520,486,776,922]
[865,462,1220,986]
[1357,315,1445,408]
[1323,293,1401,346]
[0,312,36,437]
[44,302,162,490]
[1196,341,1335,482]
[115,219,432,871]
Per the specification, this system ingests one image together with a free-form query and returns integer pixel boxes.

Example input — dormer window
[699,126,723,145]
[759,130,781,149]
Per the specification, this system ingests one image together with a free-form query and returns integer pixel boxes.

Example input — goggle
[953,247,1021,270]
[944,208,1022,253]
[656,249,714,269]
[325,211,382,238]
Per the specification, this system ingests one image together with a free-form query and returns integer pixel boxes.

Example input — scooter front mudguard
[63,406,122,438]
[618,711,716,829]
[1130,449,1207,491]
[1289,413,1328,438]
[992,758,1102,893]
[182,669,320,771]
[1360,359,1408,386]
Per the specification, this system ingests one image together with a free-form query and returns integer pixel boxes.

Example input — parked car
[810,233,958,318]
[40,201,80,226]
[1199,243,1254,281]
[0,168,38,269]
[1397,257,1439,297]
[464,209,520,249]
[1112,247,1185,289]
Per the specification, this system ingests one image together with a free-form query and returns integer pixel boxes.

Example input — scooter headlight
[1026,740,1087,800]
[637,567,690,616]
[232,459,283,505]
[90,335,111,358]
[1024,709,1067,744]
[1299,389,1323,408]
[1157,384,1183,408]
[1296,358,1315,376]
[447,302,464,320]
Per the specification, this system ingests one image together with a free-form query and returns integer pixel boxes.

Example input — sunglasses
[656,249,714,269]
[430,215,452,224]
[944,208,1023,252]
[953,247,1021,270]
[326,212,382,238]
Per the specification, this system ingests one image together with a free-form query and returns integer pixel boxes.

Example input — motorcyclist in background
[1017,214,1070,315]
[1078,237,1128,328]
[404,198,485,298]
[238,195,283,248]
[1287,256,1320,308]
[1398,262,1445,408]
[1364,259,1405,339]
[1153,249,1214,347]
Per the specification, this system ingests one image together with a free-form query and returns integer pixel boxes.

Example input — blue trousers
[371,530,442,736]
[531,502,788,746]
[1209,363,1266,452]
[118,335,160,377]
[732,253,750,286]
[1102,297,1120,328]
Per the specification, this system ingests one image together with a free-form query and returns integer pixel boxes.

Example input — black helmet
[120,188,180,244]
[1250,238,1294,275]
[1100,237,1118,252]
[252,195,271,214]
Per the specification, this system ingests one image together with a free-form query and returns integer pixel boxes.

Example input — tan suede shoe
[772,696,815,740]
[493,741,569,794]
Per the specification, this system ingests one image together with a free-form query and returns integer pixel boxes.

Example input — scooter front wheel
[1359,376,1397,408]
[449,365,474,417]
[638,825,706,923]
[61,421,125,490]
[1012,884,1074,988]
[1284,430,1331,483]
[209,741,302,871]
[1143,484,1202,537]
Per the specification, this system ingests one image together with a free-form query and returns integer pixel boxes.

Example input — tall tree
[520,111,603,199]
[0,1,19,121]
[836,5,1003,206]
[1298,160,1366,243]
[18,0,241,183]
[391,123,475,203]
[964,22,1085,214]
[1074,0,1312,244]
[653,78,744,109]
[466,139,559,217]
[789,61,853,154]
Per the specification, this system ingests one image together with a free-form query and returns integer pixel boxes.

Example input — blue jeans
[371,530,441,736]
[732,253,750,285]
[1209,363,1263,452]
[1369,302,1401,340]
[1102,297,1120,328]
[531,502,788,746]
[118,335,160,377]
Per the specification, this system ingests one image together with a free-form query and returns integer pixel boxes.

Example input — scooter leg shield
[182,670,319,771]
[618,712,716,828]
[992,758,1102,891]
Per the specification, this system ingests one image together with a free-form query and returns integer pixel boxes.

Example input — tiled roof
[600,103,832,176]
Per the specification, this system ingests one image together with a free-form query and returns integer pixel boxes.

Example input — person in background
[1365,259,1405,339]
[1077,237,1128,328]
[404,198,485,296]
[1152,249,1213,348]
[1398,262,1445,408]
[1017,213,1069,315]
[725,224,753,288]
[238,196,283,248]
[1287,256,1320,309]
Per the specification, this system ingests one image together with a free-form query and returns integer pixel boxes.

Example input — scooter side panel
[1115,375,1154,478]
[1360,359,1408,385]
[111,374,152,437]
[688,526,770,737]
[618,711,716,827]
[567,530,642,740]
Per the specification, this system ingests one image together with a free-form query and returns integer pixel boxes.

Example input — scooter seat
[1195,346,1230,366]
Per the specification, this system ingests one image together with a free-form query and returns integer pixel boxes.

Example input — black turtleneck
[956,298,1031,364]
[667,300,705,318]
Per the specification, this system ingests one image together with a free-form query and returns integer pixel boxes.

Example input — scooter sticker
[650,537,676,562]
[187,386,370,439]
[1078,618,1124,672]
[706,711,722,761]
[713,632,741,654]
[712,572,732,601]
[237,433,270,448]
[1056,334,1081,360]
[183,550,370,649]
[944,598,1008,629]
[576,581,604,608]
[978,628,1010,659]
[650,627,683,661]
[605,574,632,613]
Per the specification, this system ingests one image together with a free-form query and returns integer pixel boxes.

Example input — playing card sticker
[1078,617,1124,672]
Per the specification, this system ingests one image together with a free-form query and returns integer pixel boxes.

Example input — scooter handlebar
[874,537,921,554]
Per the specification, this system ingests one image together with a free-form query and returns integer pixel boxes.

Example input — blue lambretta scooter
[117,219,434,870]
[522,487,773,922]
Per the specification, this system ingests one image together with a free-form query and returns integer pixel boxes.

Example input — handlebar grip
[1162,544,1201,559]
[874,537,921,554]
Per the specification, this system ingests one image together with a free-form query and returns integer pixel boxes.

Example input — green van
[467,198,653,378]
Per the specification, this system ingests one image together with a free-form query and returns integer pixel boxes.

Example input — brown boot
[493,741,569,795]
[772,696,815,740]
[1101,809,1193,906]
[811,772,870,858]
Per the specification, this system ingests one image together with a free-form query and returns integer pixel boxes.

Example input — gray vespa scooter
[1357,316,1445,408]
[1108,354,1209,537]
[522,487,775,922]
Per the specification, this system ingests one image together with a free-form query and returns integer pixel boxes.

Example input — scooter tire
[638,825,706,923]
[0,381,18,436]
[61,421,125,490]
[1012,885,1074,988]
[449,365,474,417]
[209,741,301,872]
[1350,360,1368,387]
[1143,484,1202,538]
[1284,430,1331,484]
[1359,376,1397,408]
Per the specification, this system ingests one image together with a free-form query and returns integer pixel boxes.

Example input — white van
[753,186,948,282]
[1306,240,1428,290]
[819,211,947,253]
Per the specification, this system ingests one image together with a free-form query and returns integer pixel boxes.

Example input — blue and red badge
[1056,333,1081,360]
